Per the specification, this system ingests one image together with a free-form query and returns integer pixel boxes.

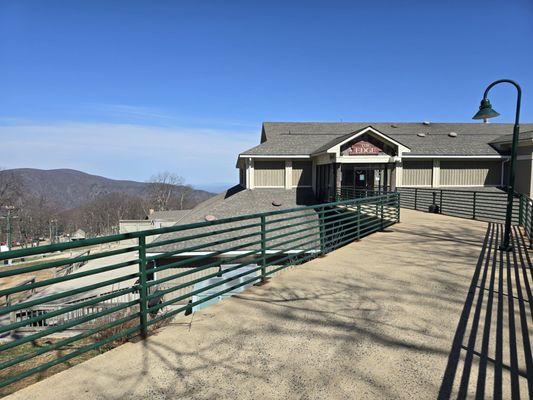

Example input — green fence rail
[396,187,521,224]
[340,186,533,249]
[372,186,533,249]
[336,186,392,200]
[0,192,400,389]
[519,192,533,249]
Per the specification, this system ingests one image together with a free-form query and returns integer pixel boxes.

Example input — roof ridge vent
[422,121,431,126]
[448,132,458,137]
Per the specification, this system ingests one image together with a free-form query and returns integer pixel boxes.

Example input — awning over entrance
[314,126,404,200]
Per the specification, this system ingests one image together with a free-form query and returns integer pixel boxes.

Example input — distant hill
[0,168,215,210]
[194,183,234,193]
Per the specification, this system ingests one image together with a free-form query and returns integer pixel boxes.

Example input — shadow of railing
[438,223,533,399]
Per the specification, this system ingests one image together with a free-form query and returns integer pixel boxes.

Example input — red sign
[348,140,382,156]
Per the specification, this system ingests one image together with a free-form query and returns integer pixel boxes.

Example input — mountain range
[0,168,216,210]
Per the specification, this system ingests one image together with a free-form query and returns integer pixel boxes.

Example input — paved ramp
[6,209,533,399]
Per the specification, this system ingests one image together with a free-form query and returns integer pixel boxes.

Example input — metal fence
[336,186,391,200]
[519,193,533,248]
[339,186,533,249]
[396,187,522,224]
[0,192,400,389]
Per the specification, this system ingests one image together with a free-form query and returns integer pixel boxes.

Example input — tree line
[0,170,201,246]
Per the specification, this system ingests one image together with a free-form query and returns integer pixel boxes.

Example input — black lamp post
[473,79,522,251]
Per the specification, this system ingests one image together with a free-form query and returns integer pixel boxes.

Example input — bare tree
[0,168,22,209]
[61,193,145,237]
[146,172,185,211]
[0,169,209,242]
[16,194,59,247]
[178,184,194,210]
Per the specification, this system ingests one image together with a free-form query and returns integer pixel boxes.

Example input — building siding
[239,167,246,187]
[515,159,532,196]
[402,161,433,186]
[254,161,285,187]
[518,147,532,156]
[440,161,501,186]
[292,161,312,186]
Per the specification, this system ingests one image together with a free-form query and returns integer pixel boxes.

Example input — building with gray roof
[140,120,533,310]
[149,121,533,258]
[237,122,533,199]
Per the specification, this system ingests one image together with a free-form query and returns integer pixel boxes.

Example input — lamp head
[472,98,500,120]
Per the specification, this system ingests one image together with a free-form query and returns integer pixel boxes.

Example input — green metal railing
[395,186,533,248]
[0,192,400,389]
[397,187,521,224]
[341,186,533,249]
[336,186,392,200]
[518,193,533,249]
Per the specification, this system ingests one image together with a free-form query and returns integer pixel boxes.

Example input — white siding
[402,161,433,186]
[440,161,501,186]
[254,161,285,187]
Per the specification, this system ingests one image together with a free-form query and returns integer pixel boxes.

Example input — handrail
[396,187,521,223]
[391,186,532,249]
[518,192,533,249]
[0,192,400,390]
[0,193,391,262]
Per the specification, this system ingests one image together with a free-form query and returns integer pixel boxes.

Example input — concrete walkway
[6,209,533,399]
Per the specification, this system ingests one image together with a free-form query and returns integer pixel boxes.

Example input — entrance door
[342,163,393,193]
[354,169,374,190]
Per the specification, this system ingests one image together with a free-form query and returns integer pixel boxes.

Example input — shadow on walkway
[438,223,533,399]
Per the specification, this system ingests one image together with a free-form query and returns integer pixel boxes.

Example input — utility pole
[1,206,17,251]
[49,219,58,244]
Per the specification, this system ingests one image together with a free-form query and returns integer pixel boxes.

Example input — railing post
[138,235,148,339]
[518,193,524,226]
[439,189,443,213]
[380,199,384,230]
[357,203,361,239]
[260,215,267,282]
[319,206,326,255]
[414,188,418,210]
[530,201,533,249]
[396,192,401,222]
[473,192,477,220]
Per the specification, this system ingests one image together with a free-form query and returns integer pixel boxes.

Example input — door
[354,169,374,190]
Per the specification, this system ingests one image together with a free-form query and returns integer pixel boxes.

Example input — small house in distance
[118,209,192,243]
[70,229,86,241]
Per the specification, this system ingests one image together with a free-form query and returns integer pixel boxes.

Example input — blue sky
[1,1,532,188]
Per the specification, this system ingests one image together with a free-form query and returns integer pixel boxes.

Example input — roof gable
[312,126,411,155]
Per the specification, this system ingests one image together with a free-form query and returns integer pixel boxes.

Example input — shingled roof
[149,186,319,253]
[240,122,533,157]
[490,129,533,144]
[148,210,191,222]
